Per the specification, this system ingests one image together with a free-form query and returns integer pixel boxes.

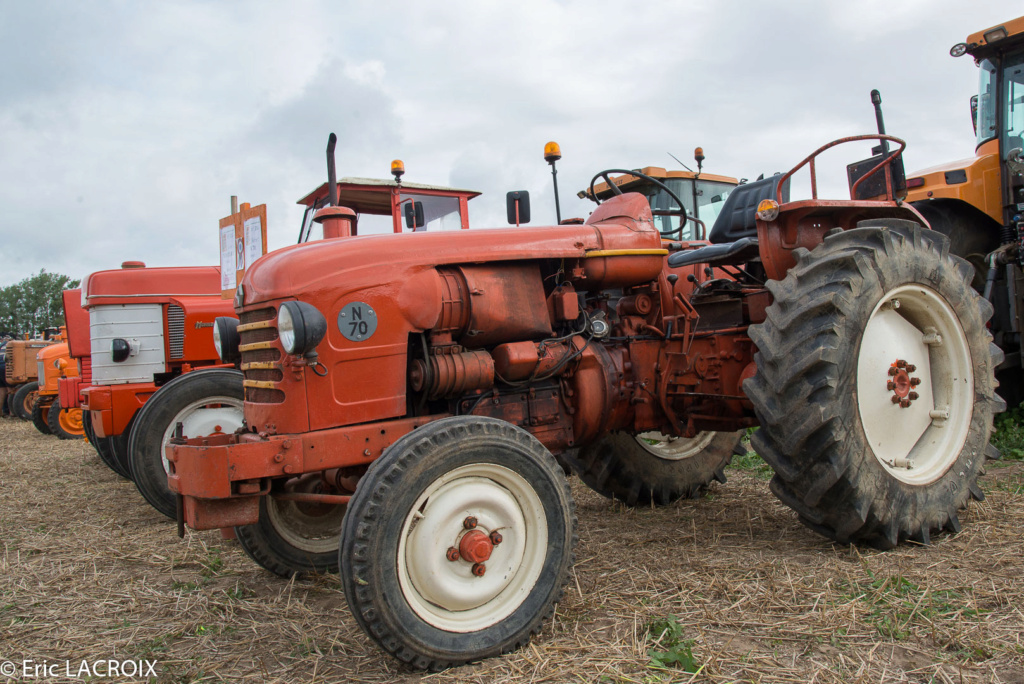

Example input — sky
[0,0,1018,286]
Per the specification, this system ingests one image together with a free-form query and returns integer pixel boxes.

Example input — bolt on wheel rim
[60,409,84,434]
[634,431,717,460]
[856,285,973,485]
[398,463,548,632]
[265,489,346,554]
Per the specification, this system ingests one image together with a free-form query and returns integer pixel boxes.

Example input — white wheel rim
[635,431,716,460]
[856,285,973,485]
[159,395,244,475]
[397,463,548,632]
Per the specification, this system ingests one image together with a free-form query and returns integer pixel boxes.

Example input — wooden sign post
[219,202,268,299]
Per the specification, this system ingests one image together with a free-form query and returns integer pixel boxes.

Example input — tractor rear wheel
[13,382,39,421]
[744,222,1004,548]
[567,430,740,506]
[235,488,346,578]
[339,416,576,669]
[31,397,53,435]
[128,369,244,519]
[48,396,84,440]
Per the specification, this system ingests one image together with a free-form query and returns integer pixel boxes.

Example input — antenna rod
[327,133,338,207]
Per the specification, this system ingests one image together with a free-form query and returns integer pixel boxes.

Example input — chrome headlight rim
[213,317,240,364]
[277,301,327,357]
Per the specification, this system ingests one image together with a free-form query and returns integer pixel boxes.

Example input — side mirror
[970,94,978,135]
[403,201,425,230]
[506,191,531,225]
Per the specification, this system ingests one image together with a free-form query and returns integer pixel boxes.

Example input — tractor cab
[296,175,481,242]
[581,164,740,241]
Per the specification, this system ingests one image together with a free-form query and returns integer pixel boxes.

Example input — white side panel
[90,304,166,385]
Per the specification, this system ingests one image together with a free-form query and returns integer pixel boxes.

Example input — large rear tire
[339,416,576,669]
[128,369,244,519]
[31,397,53,435]
[744,222,1004,548]
[47,396,84,440]
[13,382,39,421]
[567,430,740,506]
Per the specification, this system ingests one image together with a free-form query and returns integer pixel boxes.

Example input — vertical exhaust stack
[315,132,356,239]
[870,90,889,156]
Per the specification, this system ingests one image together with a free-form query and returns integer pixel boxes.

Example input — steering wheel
[587,169,688,238]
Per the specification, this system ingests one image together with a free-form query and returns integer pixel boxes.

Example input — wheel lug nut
[910,377,921,387]
[886,381,895,391]
[463,516,478,530]
[888,367,898,377]
[891,395,901,404]
[489,531,502,545]
[896,360,906,368]
[900,399,911,408]
[446,547,460,562]
[472,563,486,576]
[906,364,916,372]
[908,392,919,401]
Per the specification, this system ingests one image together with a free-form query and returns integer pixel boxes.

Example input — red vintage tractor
[166,134,1002,669]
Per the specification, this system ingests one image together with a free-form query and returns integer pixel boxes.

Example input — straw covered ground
[2,417,1023,683]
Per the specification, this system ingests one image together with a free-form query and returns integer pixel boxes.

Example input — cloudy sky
[0,1,1016,286]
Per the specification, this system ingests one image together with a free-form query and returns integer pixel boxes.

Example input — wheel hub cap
[458,530,493,564]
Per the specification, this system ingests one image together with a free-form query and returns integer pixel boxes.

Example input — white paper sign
[220,225,236,290]
[244,217,263,269]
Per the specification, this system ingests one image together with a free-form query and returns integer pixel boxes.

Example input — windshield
[977,58,998,147]
[399,193,462,231]
[639,178,735,240]
[1001,52,1024,156]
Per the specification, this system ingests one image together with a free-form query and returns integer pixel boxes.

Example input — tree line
[0,270,79,339]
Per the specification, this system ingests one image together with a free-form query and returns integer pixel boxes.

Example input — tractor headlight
[213,317,240,364]
[277,301,327,356]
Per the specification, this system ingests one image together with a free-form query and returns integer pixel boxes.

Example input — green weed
[646,615,700,674]
[991,405,1024,461]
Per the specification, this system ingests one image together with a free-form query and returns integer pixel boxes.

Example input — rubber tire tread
[565,431,741,506]
[128,369,243,519]
[47,396,82,440]
[82,411,128,480]
[744,221,1004,549]
[32,397,53,435]
[234,494,342,578]
[13,382,39,421]
[339,416,577,670]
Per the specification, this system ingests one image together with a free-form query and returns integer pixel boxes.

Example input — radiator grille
[4,356,12,383]
[80,356,92,386]
[240,307,283,404]
[167,305,185,359]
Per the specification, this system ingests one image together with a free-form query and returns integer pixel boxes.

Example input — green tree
[0,270,80,338]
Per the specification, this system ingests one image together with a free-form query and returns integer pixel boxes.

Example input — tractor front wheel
[744,222,1004,548]
[13,382,39,421]
[48,396,84,440]
[128,369,244,519]
[567,430,740,506]
[339,416,576,669]
[31,397,53,435]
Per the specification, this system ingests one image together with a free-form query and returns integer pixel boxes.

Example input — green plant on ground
[646,615,700,674]
[728,429,773,480]
[991,405,1024,461]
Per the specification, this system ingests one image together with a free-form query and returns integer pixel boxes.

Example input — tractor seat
[667,174,790,269]
[667,236,760,269]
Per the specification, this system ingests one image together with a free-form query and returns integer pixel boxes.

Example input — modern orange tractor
[893,15,1024,405]
[31,338,85,440]
[165,133,1002,668]
[5,334,58,420]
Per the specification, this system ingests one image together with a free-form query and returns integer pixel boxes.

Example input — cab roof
[297,178,482,215]
[965,16,1024,56]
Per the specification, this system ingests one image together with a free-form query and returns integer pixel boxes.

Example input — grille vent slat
[167,305,185,360]
[239,307,284,404]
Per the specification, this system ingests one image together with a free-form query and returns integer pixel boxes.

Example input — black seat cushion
[707,174,790,244]
[667,236,760,269]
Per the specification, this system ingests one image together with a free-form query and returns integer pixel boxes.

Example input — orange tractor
[31,338,85,440]
[164,134,1002,668]
[5,334,58,420]
[897,15,1024,405]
